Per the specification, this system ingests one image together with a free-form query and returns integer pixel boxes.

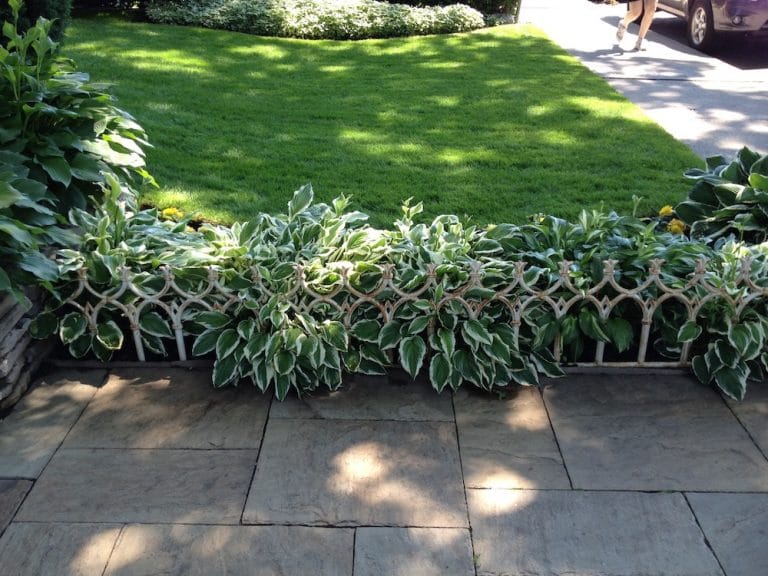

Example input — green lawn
[65,18,701,226]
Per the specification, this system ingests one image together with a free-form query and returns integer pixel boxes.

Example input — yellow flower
[161,207,184,221]
[659,205,674,218]
[667,218,686,234]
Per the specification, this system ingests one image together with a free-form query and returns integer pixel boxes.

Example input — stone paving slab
[105,524,354,576]
[0,479,31,535]
[243,419,467,527]
[454,387,569,490]
[687,493,768,576]
[64,368,270,449]
[544,374,768,491]
[0,522,121,576]
[727,384,768,458]
[270,375,453,421]
[354,527,474,576]
[467,489,723,576]
[17,448,257,524]
[0,370,105,478]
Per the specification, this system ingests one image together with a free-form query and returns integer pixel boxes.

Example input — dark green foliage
[387,0,520,17]
[0,0,152,301]
[0,0,72,41]
[675,147,768,244]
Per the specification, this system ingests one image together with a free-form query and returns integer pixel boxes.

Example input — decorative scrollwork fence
[62,257,768,367]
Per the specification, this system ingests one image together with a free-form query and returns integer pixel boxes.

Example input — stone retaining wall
[0,291,52,411]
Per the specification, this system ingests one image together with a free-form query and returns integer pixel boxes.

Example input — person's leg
[634,0,659,48]
[617,1,644,41]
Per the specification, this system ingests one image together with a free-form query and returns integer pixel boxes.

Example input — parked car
[655,0,768,51]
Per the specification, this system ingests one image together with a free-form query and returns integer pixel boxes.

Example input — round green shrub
[146,0,486,40]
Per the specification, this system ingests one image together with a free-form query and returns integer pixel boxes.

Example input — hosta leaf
[578,309,610,343]
[216,329,240,358]
[18,251,58,281]
[486,334,511,364]
[343,349,361,372]
[252,359,273,392]
[274,350,296,376]
[196,311,231,329]
[399,335,426,379]
[29,312,58,339]
[454,349,482,386]
[436,327,455,357]
[274,373,292,400]
[462,319,492,346]
[714,339,739,369]
[511,361,539,387]
[407,316,431,335]
[212,354,239,388]
[727,323,751,351]
[69,153,103,182]
[68,333,92,359]
[351,319,381,343]
[429,353,452,393]
[298,334,319,361]
[60,312,87,344]
[358,358,387,375]
[714,365,748,401]
[237,318,256,341]
[691,355,711,384]
[192,329,219,356]
[139,311,173,338]
[378,320,401,350]
[322,321,348,351]
[0,180,23,209]
[246,332,271,363]
[288,184,313,220]
[322,366,343,391]
[677,321,702,344]
[360,342,388,366]
[606,317,633,353]
[39,156,72,186]
[92,338,113,363]
[493,324,519,351]
[324,347,341,371]
[141,333,167,356]
[96,320,124,350]
[531,349,564,378]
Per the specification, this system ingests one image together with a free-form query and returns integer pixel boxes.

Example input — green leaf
[92,337,113,363]
[18,251,58,281]
[378,320,401,350]
[216,329,240,358]
[399,335,426,379]
[69,153,103,182]
[40,156,72,187]
[454,349,483,387]
[288,184,313,220]
[29,312,58,339]
[358,358,387,375]
[714,339,739,369]
[322,321,348,351]
[360,342,388,366]
[141,333,167,356]
[728,323,751,351]
[274,350,296,375]
[606,317,633,353]
[252,359,273,392]
[691,355,711,384]
[237,318,255,341]
[407,315,430,335]
[486,334,511,364]
[68,333,92,359]
[531,349,563,378]
[60,312,87,344]
[429,353,452,393]
[714,365,748,401]
[196,311,231,329]
[351,319,381,343]
[677,321,702,344]
[96,320,124,350]
[213,354,239,388]
[578,308,610,342]
[192,329,219,356]
[0,180,23,209]
[436,327,455,357]
[462,318,492,348]
[139,311,173,338]
[274,373,292,400]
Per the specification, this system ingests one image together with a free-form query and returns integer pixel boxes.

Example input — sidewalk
[1,367,768,575]
[519,0,768,158]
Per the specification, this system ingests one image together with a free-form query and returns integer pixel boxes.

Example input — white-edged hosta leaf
[216,329,240,359]
[407,316,430,335]
[691,355,711,384]
[677,321,702,344]
[606,317,634,352]
[429,353,452,393]
[322,321,348,350]
[351,319,381,343]
[244,332,269,361]
[454,349,482,386]
[141,333,167,356]
[196,311,231,329]
[274,373,292,400]
[399,335,426,379]
[379,320,401,350]
[212,354,239,388]
[192,329,219,356]
[237,318,256,341]
[462,319,492,346]
[486,334,511,364]
[29,312,58,339]
[60,312,87,344]
[274,350,296,376]
[252,359,274,392]
[139,311,173,338]
[96,320,124,350]
[714,364,748,401]
[715,339,739,368]
[68,333,92,359]
[436,327,455,357]
[288,184,313,220]
[358,358,387,375]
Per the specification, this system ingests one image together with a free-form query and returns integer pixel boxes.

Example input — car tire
[687,0,716,52]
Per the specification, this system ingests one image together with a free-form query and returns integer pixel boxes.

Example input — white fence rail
[62,258,768,366]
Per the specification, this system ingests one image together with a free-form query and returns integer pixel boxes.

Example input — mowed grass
[65,18,701,226]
